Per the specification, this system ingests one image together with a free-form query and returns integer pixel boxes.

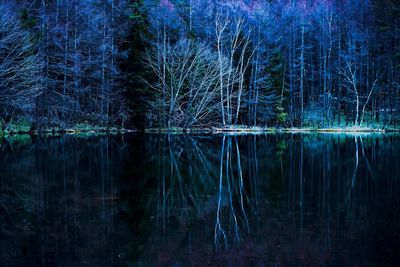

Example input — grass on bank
[0,120,136,136]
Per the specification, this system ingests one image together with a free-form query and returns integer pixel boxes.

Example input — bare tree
[0,4,42,128]
[341,61,378,126]
[145,39,229,128]
[215,4,253,126]
[215,11,230,126]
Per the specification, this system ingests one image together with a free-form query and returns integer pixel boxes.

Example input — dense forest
[1,0,400,132]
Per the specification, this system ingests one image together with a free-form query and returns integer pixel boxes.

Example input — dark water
[1,133,400,266]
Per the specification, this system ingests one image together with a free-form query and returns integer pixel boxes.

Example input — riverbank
[2,124,399,136]
[0,123,138,137]
[144,125,394,134]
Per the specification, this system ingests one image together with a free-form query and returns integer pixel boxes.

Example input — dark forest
[1,0,399,132]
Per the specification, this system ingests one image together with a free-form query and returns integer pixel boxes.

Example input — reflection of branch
[188,137,216,190]
[253,136,261,208]
[157,135,221,232]
[235,138,249,232]
[169,141,188,209]
[226,139,240,243]
[346,136,375,205]
[153,135,254,249]
[214,136,254,248]
[360,137,375,181]
[346,137,359,203]
[215,136,227,249]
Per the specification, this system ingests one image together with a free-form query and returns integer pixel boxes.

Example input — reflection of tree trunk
[150,135,254,249]
[215,136,227,248]
[346,137,359,203]
[253,136,259,207]
[226,138,240,242]
[360,137,374,180]
[300,140,303,234]
[63,144,69,249]
[215,136,252,248]
[236,137,249,232]
[161,135,166,231]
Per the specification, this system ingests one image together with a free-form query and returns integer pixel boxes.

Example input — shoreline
[0,128,139,137]
[2,126,400,137]
[145,126,394,134]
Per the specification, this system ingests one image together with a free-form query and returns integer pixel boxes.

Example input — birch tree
[341,60,378,126]
[146,39,229,128]
[214,1,254,125]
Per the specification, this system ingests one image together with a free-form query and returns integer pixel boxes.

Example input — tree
[30,0,129,128]
[214,0,254,125]
[0,4,42,129]
[341,61,378,126]
[145,39,228,128]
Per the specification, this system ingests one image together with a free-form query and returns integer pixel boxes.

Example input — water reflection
[1,133,400,266]
[215,136,250,249]
[0,135,128,266]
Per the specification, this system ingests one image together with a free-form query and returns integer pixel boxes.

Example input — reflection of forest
[1,134,400,266]
[0,135,131,266]
[137,134,400,266]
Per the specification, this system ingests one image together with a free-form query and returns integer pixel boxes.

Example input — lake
[1,133,400,266]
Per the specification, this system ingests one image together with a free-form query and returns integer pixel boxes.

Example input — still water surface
[1,133,400,266]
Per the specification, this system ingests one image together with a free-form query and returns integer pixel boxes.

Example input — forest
[1,0,400,133]
[2,1,400,264]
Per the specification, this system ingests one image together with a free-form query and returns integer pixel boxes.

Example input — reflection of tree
[144,135,255,251]
[215,136,251,249]
[346,136,375,204]
[147,133,387,261]
[215,136,227,248]
[2,133,399,266]
[0,135,129,266]
[133,133,400,266]
[347,136,359,203]
[154,135,219,231]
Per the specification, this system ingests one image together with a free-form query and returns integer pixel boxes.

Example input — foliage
[276,105,288,126]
